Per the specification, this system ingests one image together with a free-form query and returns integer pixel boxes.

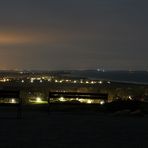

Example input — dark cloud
[0,0,147,70]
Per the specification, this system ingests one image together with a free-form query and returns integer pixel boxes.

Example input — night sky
[0,0,147,70]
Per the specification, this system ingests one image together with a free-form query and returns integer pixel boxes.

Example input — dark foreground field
[0,106,148,148]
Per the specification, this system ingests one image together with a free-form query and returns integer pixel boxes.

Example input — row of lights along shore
[26,77,111,85]
[0,77,111,85]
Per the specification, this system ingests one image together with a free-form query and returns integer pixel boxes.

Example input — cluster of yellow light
[87,100,93,104]
[0,78,10,82]
[57,97,105,105]
[18,76,109,85]
[0,98,17,104]
[52,79,104,85]
[36,97,42,102]
[78,99,93,104]
[59,97,65,102]
[11,99,16,104]
[29,97,48,104]
[29,76,52,83]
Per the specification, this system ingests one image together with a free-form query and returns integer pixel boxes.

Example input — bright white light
[74,80,77,83]
[76,98,79,101]
[99,81,103,84]
[87,100,92,104]
[107,81,111,84]
[11,99,16,103]
[21,80,24,83]
[36,97,42,102]
[128,96,132,100]
[59,97,65,102]
[100,100,105,105]
[55,80,58,83]
[40,80,43,83]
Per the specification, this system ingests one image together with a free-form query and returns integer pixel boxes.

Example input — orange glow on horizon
[0,32,57,45]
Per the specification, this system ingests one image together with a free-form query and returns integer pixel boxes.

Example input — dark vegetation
[105,100,142,112]
[45,100,148,116]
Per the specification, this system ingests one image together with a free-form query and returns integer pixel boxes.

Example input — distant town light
[128,96,132,100]
[100,100,105,105]
[55,80,58,83]
[87,100,92,104]
[99,81,103,84]
[76,98,79,101]
[59,97,65,102]
[11,99,16,104]
[37,78,41,80]
[86,81,89,84]
[36,97,42,102]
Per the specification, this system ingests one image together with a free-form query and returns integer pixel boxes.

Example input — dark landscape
[0,72,148,148]
[0,107,148,148]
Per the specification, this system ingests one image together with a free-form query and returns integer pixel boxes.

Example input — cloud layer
[0,0,147,70]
